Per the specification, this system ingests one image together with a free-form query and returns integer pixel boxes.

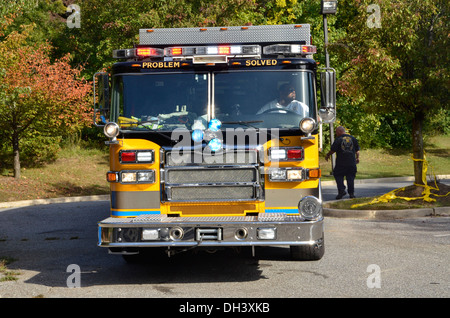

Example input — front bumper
[98,213,323,249]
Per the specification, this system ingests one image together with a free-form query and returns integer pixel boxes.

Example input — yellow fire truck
[94,24,336,261]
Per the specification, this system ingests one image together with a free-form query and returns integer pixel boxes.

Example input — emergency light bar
[113,44,314,60]
[165,45,261,57]
[113,47,163,59]
[113,25,315,60]
[263,44,316,55]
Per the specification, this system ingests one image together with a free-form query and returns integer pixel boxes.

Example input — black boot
[335,191,346,200]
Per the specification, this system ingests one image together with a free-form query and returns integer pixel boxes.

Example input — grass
[0,145,109,202]
[0,257,20,282]
[0,135,448,203]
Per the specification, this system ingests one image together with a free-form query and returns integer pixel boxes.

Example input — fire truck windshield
[112,70,316,131]
[214,70,315,130]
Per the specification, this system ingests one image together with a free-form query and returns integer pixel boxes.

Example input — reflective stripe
[111,210,161,217]
[265,208,298,214]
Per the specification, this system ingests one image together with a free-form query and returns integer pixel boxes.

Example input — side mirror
[319,69,336,123]
[93,72,110,127]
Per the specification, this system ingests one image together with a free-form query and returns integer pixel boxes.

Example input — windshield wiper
[120,119,158,126]
[118,119,174,142]
[221,120,263,129]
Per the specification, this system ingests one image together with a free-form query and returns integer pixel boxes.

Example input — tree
[55,0,262,76]
[334,0,449,185]
[1,0,66,44]
[0,25,91,179]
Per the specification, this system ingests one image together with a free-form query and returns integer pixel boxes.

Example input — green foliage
[261,0,302,25]
[335,0,449,117]
[1,0,66,45]
[336,98,413,149]
[54,0,263,75]
[20,136,62,167]
[424,108,450,137]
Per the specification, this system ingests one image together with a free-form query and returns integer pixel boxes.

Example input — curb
[0,195,109,209]
[323,206,450,220]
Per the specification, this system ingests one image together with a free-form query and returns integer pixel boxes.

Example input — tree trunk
[12,131,20,180]
[412,113,424,185]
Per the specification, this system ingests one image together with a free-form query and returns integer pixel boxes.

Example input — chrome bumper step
[98,213,323,248]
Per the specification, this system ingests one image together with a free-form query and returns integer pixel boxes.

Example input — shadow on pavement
[0,201,296,288]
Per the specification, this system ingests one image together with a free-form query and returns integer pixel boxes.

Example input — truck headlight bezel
[299,117,316,135]
[298,196,322,221]
[104,122,120,138]
[119,170,156,184]
[268,168,306,182]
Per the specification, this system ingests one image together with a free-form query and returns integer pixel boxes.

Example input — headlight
[287,169,303,180]
[298,196,322,220]
[268,168,305,182]
[137,171,154,182]
[104,122,120,138]
[299,117,316,134]
[121,172,137,183]
[269,168,287,181]
[119,170,155,184]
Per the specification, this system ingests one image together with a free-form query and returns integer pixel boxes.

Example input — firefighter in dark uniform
[325,126,360,199]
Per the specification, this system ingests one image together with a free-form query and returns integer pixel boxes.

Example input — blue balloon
[208,119,222,132]
[191,129,204,142]
[208,138,222,152]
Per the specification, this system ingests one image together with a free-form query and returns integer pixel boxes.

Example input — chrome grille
[166,167,257,184]
[163,149,261,202]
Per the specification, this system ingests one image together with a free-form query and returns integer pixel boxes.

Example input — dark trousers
[333,165,357,195]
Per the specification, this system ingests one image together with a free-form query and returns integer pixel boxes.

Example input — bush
[424,108,450,137]
[334,98,412,150]
[19,136,62,167]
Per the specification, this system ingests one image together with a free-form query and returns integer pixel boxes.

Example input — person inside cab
[257,83,309,117]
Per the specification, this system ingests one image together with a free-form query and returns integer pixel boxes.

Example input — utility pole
[321,0,338,173]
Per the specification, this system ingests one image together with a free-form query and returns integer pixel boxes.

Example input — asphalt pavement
[0,199,448,298]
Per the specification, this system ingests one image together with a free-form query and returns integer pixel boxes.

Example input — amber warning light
[136,47,163,57]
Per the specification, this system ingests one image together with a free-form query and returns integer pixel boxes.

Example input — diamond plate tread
[139,24,310,46]
[100,213,304,224]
